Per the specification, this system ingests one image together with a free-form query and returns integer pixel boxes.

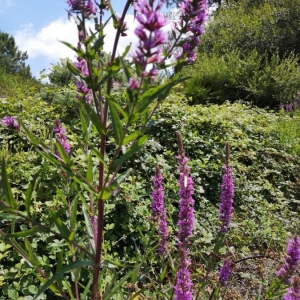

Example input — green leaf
[25,173,39,219]
[50,212,72,241]
[1,159,17,209]
[66,61,80,76]
[81,101,105,135]
[122,128,148,145]
[7,227,38,238]
[112,135,148,170]
[70,195,78,231]
[86,152,93,183]
[90,146,107,168]
[82,205,95,254]
[33,260,94,300]
[92,35,105,53]
[134,81,175,114]
[108,97,123,145]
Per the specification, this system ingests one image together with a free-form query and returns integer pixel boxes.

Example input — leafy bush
[183,50,300,107]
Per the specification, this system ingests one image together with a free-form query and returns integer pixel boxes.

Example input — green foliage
[184,50,300,107]
[202,0,300,59]
[0,31,31,78]
[184,0,300,107]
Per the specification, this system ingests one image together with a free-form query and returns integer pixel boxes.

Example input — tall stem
[91,2,132,298]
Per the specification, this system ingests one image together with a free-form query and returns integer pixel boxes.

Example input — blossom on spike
[173,0,207,63]
[151,166,168,255]
[1,116,19,131]
[219,142,234,233]
[278,236,300,282]
[283,276,300,300]
[54,119,71,155]
[174,132,194,300]
[219,260,232,287]
[67,0,96,17]
[133,0,167,78]
[74,56,92,104]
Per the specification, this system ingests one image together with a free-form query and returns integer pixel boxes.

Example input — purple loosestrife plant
[132,0,167,79]
[54,119,71,155]
[151,166,168,255]
[174,132,194,300]
[1,116,20,131]
[173,0,207,63]
[278,235,300,282]
[219,260,232,287]
[283,276,300,300]
[219,142,234,233]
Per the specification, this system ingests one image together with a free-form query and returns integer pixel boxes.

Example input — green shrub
[183,50,300,107]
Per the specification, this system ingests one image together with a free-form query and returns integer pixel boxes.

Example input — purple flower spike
[219,260,232,287]
[173,0,208,63]
[75,56,92,104]
[133,0,167,78]
[54,119,71,155]
[1,116,20,131]
[283,276,300,300]
[278,236,300,282]
[174,132,194,300]
[219,142,234,233]
[151,166,169,255]
[67,0,96,17]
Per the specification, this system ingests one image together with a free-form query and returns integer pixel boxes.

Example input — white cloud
[14,15,139,66]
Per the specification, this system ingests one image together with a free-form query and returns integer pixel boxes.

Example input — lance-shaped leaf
[108,97,123,145]
[6,227,39,238]
[81,101,105,135]
[33,260,94,300]
[112,135,148,170]
[1,159,17,209]
[25,173,39,219]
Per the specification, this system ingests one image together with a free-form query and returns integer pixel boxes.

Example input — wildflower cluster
[173,0,207,63]
[219,260,232,287]
[151,166,168,255]
[54,119,71,155]
[1,116,19,131]
[219,142,234,233]
[132,0,167,79]
[74,57,92,104]
[174,132,194,300]
[283,276,300,300]
[67,0,96,17]
[278,235,300,282]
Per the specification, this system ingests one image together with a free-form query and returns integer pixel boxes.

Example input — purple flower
[151,166,169,255]
[54,119,71,155]
[133,0,167,78]
[174,132,194,300]
[279,103,284,110]
[173,0,208,63]
[278,236,300,282]
[67,0,96,17]
[219,142,234,233]
[285,103,294,112]
[1,116,19,131]
[219,260,232,287]
[75,56,92,104]
[283,276,300,300]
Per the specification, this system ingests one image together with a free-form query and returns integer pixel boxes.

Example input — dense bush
[183,0,300,107]
[183,50,300,107]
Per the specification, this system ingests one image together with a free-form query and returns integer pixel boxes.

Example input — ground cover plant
[0,0,300,299]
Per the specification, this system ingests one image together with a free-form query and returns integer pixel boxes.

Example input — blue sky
[0,0,137,78]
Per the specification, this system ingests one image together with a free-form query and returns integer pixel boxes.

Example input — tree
[0,31,32,78]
